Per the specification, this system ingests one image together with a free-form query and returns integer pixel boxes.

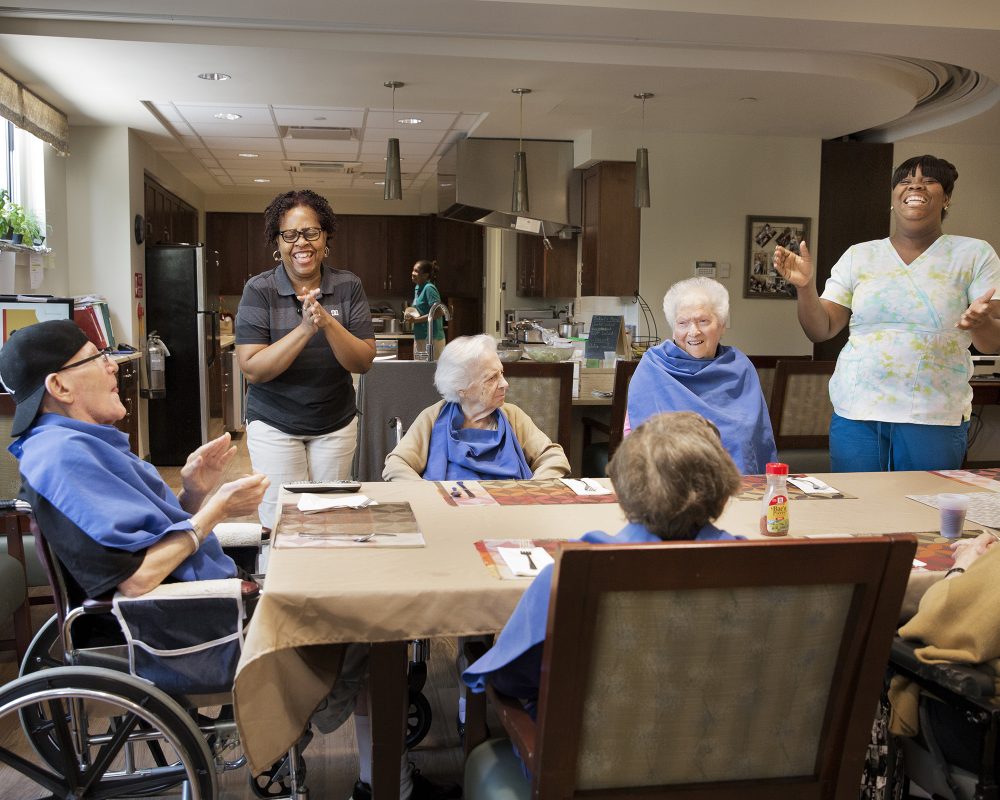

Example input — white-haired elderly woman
[383,334,570,481]
[626,276,777,474]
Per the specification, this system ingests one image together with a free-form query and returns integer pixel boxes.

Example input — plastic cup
[938,493,970,539]
[414,341,429,362]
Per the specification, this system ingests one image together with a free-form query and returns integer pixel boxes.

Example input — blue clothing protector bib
[423,402,532,481]
[627,340,777,474]
[12,414,235,583]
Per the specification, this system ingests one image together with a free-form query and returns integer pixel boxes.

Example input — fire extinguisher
[145,332,170,399]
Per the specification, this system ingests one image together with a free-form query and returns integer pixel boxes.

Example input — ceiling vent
[283,160,363,174]
[280,125,359,141]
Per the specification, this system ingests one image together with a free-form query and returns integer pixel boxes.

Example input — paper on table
[497,546,555,577]
[787,476,840,495]
[560,478,614,496]
[297,493,377,513]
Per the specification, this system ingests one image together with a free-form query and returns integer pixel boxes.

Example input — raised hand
[772,240,814,288]
[956,288,996,330]
[212,473,270,519]
[180,433,236,505]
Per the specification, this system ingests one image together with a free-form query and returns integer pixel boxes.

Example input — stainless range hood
[438,138,580,237]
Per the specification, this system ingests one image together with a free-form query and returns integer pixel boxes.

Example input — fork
[518,538,537,570]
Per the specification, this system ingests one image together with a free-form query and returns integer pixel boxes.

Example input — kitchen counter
[374,333,414,339]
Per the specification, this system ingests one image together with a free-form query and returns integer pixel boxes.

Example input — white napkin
[498,546,555,577]
[297,493,377,513]
[787,476,839,495]
[560,478,614,496]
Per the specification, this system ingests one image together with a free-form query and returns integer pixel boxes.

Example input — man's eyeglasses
[278,227,323,243]
[57,348,114,372]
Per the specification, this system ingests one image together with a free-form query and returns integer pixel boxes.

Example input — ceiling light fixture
[253,178,271,183]
[214,112,242,121]
[383,80,404,201]
[511,88,531,214]
[198,72,231,81]
[238,152,259,158]
[397,117,422,125]
[634,92,653,208]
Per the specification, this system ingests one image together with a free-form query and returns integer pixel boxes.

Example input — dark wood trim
[747,354,812,369]
[607,359,639,459]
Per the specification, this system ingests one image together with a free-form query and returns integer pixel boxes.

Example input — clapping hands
[180,433,237,507]
[298,287,334,331]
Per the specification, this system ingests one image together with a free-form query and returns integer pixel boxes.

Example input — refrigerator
[145,244,223,465]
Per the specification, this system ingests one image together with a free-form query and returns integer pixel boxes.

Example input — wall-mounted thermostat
[695,260,717,278]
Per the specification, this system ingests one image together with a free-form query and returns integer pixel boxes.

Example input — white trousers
[247,417,358,529]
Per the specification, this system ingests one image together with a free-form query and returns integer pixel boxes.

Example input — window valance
[0,68,70,155]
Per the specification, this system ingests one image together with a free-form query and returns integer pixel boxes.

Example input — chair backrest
[511,535,914,799]
[502,361,573,457]
[354,360,442,481]
[606,359,640,459]
[768,359,836,449]
[747,354,813,408]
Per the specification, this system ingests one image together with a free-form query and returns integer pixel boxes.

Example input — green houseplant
[5,201,26,244]
[0,189,11,240]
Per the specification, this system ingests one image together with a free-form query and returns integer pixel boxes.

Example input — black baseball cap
[0,319,90,437]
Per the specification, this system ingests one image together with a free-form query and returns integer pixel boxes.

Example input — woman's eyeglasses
[57,348,114,372]
[278,227,323,243]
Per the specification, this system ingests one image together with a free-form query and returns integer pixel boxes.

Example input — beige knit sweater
[382,399,571,481]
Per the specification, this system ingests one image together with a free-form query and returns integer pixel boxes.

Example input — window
[1,119,46,235]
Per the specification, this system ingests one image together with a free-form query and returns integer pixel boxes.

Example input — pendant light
[634,92,653,208]
[511,88,531,214]
[384,80,404,201]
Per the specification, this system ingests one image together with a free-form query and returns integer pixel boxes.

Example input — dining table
[232,469,997,798]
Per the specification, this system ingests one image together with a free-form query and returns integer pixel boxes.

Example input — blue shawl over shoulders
[423,402,532,481]
[627,341,776,474]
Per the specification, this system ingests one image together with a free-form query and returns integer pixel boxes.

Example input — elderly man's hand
[179,433,237,511]
[211,473,270,520]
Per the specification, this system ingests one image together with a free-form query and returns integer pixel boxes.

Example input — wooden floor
[0,431,473,799]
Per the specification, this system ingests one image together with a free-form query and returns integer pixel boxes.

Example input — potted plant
[5,202,26,245]
[22,210,44,246]
[0,189,11,241]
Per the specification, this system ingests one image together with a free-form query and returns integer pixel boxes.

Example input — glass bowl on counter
[522,344,575,363]
[496,344,524,363]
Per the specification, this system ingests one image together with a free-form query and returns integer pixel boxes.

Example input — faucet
[426,302,452,362]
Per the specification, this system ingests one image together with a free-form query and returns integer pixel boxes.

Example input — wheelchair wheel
[406,688,432,749]
[0,666,217,800]
[19,612,63,676]
[249,733,309,799]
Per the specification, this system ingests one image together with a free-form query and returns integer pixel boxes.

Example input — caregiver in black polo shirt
[236,189,375,531]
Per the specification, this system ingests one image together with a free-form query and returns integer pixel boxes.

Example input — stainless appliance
[223,348,246,432]
[146,244,222,464]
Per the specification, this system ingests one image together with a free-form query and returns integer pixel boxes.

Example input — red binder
[73,305,108,349]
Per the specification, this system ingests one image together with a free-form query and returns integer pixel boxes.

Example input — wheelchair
[0,513,308,800]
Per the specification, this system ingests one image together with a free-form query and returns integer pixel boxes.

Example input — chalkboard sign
[585,315,627,360]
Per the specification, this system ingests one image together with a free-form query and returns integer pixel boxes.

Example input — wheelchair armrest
[213,522,263,549]
[82,595,115,614]
[890,637,996,700]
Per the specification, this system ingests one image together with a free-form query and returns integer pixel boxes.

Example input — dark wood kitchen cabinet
[145,177,197,246]
[206,212,272,295]
[329,215,429,296]
[516,234,577,298]
[429,216,484,298]
[580,161,640,297]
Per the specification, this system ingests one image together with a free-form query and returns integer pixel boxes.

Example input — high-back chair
[502,361,573,458]
[748,354,812,408]
[354,360,441,481]
[0,501,305,800]
[580,359,639,476]
[464,534,915,800]
[769,359,836,473]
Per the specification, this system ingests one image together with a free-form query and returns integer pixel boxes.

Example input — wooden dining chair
[464,534,915,800]
[502,361,574,458]
[747,353,812,408]
[768,359,837,473]
[580,359,639,476]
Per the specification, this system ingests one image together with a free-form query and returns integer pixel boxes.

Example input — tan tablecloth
[233,471,971,774]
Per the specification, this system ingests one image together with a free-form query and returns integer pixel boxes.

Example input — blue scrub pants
[829,413,969,472]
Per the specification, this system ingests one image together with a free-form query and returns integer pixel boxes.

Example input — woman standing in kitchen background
[236,189,375,532]
[406,259,447,360]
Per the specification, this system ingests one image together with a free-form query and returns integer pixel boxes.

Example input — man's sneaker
[410,766,462,799]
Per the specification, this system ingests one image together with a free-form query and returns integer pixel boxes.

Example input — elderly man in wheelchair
[0,320,309,799]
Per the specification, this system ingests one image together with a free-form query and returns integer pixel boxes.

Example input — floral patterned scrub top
[821,235,1000,425]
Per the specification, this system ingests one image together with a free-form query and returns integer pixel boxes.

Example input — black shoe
[410,766,462,800]
[350,779,372,800]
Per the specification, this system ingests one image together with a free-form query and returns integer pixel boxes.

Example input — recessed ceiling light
[198,72,231,81]
[739,97,758,103]
[397,118,422,125]
[439,182,453,188]
[253,178,271,183]
[238,152,259,158]
[214,112,242,121]
[373,180,386,185]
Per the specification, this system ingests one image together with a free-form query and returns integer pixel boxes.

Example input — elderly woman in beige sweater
[383,334,569,481]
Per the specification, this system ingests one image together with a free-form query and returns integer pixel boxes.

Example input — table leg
[370,641,408,800]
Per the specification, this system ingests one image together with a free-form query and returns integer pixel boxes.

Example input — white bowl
[523,345,575,363]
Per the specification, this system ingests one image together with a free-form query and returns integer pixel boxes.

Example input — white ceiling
[1,1,999,201]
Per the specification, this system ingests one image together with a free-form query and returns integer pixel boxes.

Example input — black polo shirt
[236,264,374,436]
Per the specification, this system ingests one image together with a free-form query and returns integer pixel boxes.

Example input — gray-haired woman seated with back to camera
[383,334,570,481]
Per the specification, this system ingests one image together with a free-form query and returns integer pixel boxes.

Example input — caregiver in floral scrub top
[773,155,1000,471]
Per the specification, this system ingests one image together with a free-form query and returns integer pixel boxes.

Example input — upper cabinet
[144,177,197,247]
[516,235,577,298]
[580,161,640,297]
[428,217,484,298]
[206,213,273,296]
